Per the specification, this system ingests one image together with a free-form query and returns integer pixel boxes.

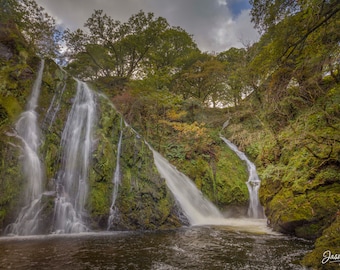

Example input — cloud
[215,9,260,50]
[36,0,259,52]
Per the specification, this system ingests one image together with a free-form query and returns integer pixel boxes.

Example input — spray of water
[149,146,224,225]
[5,59,45,235]
[53,80,96,234]
[107,118,124,230]
[220,120,264,219]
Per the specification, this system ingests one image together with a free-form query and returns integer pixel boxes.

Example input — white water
[150,147,271,233]
[220,136,264,219]
[107,118,124,230]
[150,148,224,225]
[5,60,45,235]
[53,80,96,234]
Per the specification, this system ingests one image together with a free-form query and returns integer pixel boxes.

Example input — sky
[35,0,260,53]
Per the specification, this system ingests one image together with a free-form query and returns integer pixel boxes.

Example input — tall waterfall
[53,80,96,233]
[220,136,264,219]
[107,118,124,230]
[5,59,45,235]
[150,147,224,225]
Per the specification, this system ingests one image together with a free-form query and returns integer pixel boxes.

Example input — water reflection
[0,226,312,270]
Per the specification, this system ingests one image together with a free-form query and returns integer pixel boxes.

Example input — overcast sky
[35,0,259,52]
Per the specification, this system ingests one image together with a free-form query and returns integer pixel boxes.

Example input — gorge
[0,58,313,269]
[1,1,339,268]
[3,59,267,235]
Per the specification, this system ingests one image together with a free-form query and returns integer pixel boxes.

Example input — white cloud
[215,9,260,51]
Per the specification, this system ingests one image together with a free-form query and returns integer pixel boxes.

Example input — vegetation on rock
[0,1,339,268]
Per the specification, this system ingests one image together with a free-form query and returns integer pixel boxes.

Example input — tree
[217,48,249,106]
[248,0,340,107]
[65,10,194,81]
[250,0,339,71]
[172,53,228,107]
[147,26,199,71]
[10,0,61,58]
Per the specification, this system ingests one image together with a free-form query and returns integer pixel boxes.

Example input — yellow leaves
[159,119,211,144]
[166,109,186,121]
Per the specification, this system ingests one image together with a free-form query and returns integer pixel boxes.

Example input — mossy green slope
[0,22,39,232]
[1,42,184,232]
[224,82,340,268]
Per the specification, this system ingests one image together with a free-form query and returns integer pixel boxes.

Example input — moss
[86,96,120,229]
[302,214,340,269]
[264,182,340,239]
[214,143,249,206]
[87,182,112,228]
[220,83,340,268]
[111,128,182,230]
[0,135,24,232]
[164,137,249,208]
[259,164,285,204]
[307,185,340,220]
[0,96,22,120]
[84,95,182,231]
[2,22,184,233]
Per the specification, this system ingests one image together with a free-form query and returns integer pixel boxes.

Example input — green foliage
[64,10,198,82]
[214,145,249,206]
[0,11,49,229]
[172,53,228,106]
[225,75,339,269]
[302,213,340,269]
[0,137,23,230]
[217,48,248,106]
[0,0,61,58]
[0,96,21,122]
[221,29,339,266]
[244,1,340,144]
[113,128,182,230]
[1,7,339,270]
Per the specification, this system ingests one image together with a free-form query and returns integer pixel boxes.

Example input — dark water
[0,226,312,270]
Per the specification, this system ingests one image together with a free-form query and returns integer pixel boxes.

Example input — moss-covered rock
[0,22,40,232]
[0,135,24,233]
[224,81,340,269]
[84,94,184,231]
[302,213,340,269]
[1,51,185,233]
[111,127,183,230]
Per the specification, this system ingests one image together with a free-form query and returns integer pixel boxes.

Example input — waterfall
[53,80,96,234]
[150,147,224,225]
[5,59,45,235]
[220,136,264,219]
[107,118,124,230]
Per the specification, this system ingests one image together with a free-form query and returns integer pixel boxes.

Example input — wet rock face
[260,162,340,240]
[87,96,184,231]
[0,56,184,233]
[0,43,13,61]
[302,213,340,268]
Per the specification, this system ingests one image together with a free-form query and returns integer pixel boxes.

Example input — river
[0,225,312,269]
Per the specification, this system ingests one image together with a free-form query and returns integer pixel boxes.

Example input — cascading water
[149,146,269,232]
[219,134,264,219]
[149,147,224,225]
[107,118,124,230]
[53,80,96,234]
[5,59,45,235]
